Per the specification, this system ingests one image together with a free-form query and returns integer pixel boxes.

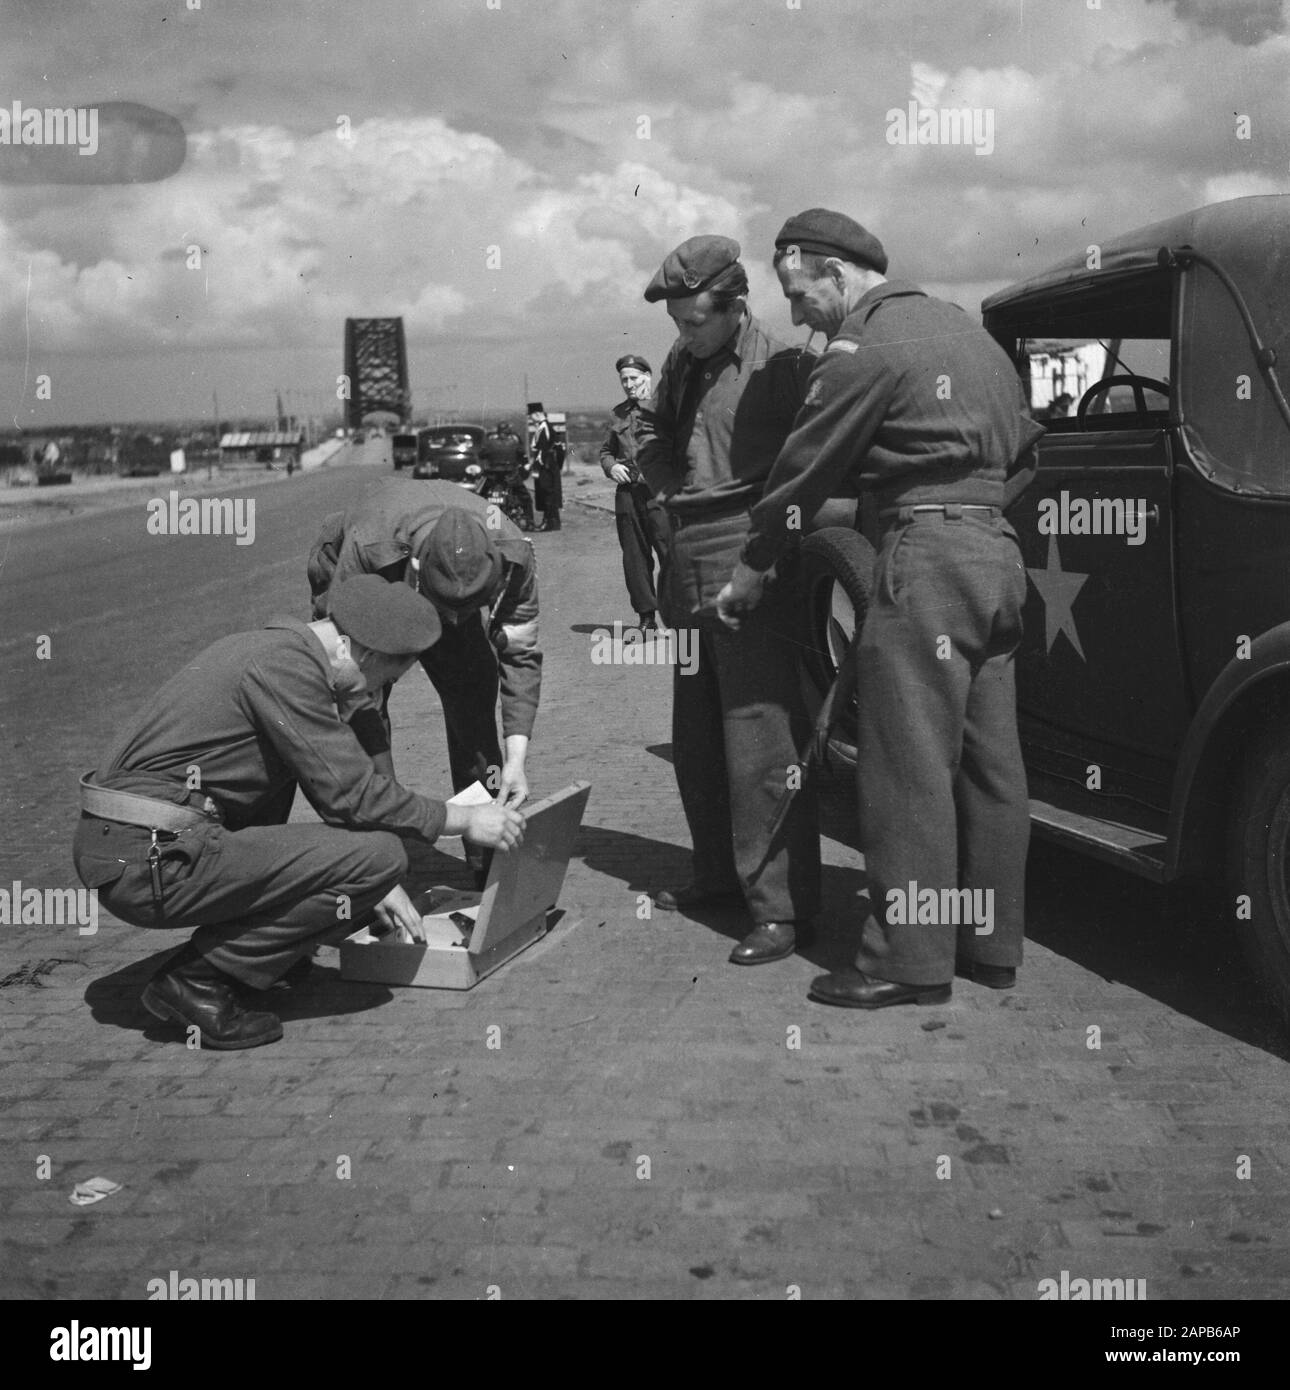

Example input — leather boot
[141,947,283,1049]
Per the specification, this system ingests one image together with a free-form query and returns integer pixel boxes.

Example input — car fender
[1168,621,1290,877]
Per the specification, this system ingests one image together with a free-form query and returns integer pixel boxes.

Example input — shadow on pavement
[1024,838,1290,1058]
[84,941,394,1043]
[574,821,866,971]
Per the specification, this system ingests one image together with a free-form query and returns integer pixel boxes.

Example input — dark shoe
[141,954,283,1049]
[808,967,951,1010]
[956,958,1016,989]
[729,920,812,966]
[652,882,743,912]
[637,612,659,631]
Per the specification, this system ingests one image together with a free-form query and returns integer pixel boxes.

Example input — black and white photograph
[1,0,1287,1339]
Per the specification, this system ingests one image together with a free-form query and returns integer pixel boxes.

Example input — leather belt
[878,503,1001,520]
[78,773,221,832]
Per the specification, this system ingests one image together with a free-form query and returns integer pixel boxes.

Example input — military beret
[413,508,505,613]
[774,209,888,274]
[615,354,651,374]
[644,235,742,302]
[329,574,441,655]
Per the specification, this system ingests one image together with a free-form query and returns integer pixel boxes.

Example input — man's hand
[371,883,425,942]
[465,803,526,851]
[716,562,769,630]
[608,463,633,485]
[498,757,528,808]
[498,734,529,808]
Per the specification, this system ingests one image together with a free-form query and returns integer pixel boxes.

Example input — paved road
[1,444,1288,1301]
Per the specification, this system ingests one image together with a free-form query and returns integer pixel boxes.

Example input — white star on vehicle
[1026,534,1089,660]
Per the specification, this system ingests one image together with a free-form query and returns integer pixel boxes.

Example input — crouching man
[72,576,525,1050]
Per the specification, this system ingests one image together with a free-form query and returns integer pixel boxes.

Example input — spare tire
[797,527,875,771]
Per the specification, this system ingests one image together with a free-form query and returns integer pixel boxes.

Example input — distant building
[218,429,304,466]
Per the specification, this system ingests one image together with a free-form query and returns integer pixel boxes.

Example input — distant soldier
[599,354,670,630]
[73,577,524,1050]
[528,402,563,531]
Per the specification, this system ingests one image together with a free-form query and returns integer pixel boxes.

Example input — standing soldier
[637,234,821,966]
[307,479,541,816]
[599,353,670,630]
[73,577,524,1050]
[719,209,1044,1009]
[528,403,563,531]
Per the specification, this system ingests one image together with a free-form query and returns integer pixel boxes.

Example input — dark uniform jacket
[76,619,447,888]
[307,480,541,739]
[635,313,816,516]
[599,398,647,483]
[740,282,1043,571]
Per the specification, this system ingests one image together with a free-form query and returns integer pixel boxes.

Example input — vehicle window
[1019,336,1170,429]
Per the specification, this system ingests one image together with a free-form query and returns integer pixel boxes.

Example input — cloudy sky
[1,0,1286,426]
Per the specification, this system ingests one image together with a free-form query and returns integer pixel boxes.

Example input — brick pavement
[2,455,1289,1301]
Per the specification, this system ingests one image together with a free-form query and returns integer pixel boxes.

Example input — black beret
[329,575,441,655]
[644,235,742,302]
[414,509,505,613]
[615,354,651,374]
[774,209,888,274]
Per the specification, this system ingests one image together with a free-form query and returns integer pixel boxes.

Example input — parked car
[391,430,419,470]
[797,194,1290,1022]
[412,425,486,481]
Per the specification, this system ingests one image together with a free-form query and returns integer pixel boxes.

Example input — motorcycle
[461,458,536,532]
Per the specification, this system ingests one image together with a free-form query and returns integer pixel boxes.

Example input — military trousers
[416,617,505,793]
[614,481,670,616]
[73,810,407,990]
[665,510,820,926]
[853,508,1029,986]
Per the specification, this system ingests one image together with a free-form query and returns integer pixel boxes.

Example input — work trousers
[73,811,407,990]
[853,508,1029,985]
[665,511,820,926]
[418,616,505,793]
[614,480,670,616]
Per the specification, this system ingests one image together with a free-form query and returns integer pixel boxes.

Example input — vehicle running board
[1029,799,1168,883]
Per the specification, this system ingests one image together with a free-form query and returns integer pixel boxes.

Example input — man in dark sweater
[73,576,524,1050]
[636,234,821,968]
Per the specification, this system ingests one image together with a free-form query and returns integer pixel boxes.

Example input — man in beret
[73,576,525,1050]
[599,353,670,629]
[718,208,1044,1011]
[308,480,540,822]
[636,234,821,966]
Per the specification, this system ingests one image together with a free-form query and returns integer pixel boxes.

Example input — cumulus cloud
[0,117,751,358]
